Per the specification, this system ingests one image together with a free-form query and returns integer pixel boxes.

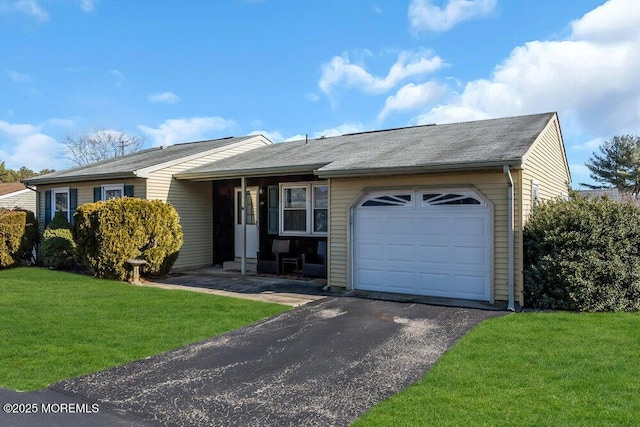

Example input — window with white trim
[280,182,328,235]
[532,180,540,203]
[103,184,124,200]
[52,188,69,221]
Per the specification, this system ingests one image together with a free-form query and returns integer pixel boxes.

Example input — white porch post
[241,176,247,276]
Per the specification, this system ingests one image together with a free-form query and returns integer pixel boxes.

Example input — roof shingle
[177,112,557,179]
[23,136,254,185]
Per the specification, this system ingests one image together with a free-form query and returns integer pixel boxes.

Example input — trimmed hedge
[74,198,183,280]
[0,209,26,267]
[524,194,640,312]
[0,208,38,268]
[42,212,76,269]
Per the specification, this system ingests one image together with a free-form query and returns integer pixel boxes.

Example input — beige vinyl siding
[521,116,571,222]
[147,138,269,270]
[329,171,517,303]
[518,115,570,306]
[35,178,146,233]
[0,190,36,212]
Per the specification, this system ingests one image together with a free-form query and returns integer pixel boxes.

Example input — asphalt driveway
[30,297,504,426]
[1,295,504,426]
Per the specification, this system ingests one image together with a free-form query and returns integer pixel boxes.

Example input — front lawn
[355,311,640,426]
[0,267,289,391]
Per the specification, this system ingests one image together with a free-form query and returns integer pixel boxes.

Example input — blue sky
[1,0,638,187]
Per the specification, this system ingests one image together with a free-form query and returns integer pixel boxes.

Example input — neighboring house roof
[0,182,35,211]
[576,188,620,201]
[176,112,558,180]
[23,136,262,185]
[0,182,28,196]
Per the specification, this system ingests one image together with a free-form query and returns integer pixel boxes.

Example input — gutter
[503,165,516,312]
[316,160,522,179]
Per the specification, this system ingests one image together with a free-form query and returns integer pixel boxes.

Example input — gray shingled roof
[177,112,557,179]
[23,136,255,185]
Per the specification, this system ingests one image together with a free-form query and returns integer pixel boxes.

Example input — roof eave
[175,163,329,181]
[22,172,139,186]
[315,160,523,178]
[134,135,270,177]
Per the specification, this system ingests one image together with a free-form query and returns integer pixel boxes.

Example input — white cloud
[570,0,640,43]
[305,92,320,102]
[8,0,48,22]
[408,0,497,33]
[569,137,604,152]
[249,130,285,142]
[319,49,443,98]
[79,0,95,12]
[148,91,180,104]
[312,123,365,139]
[109,69,124,87]
[570,164,592,185]
[414,0,640,138]
[46,118,75,128]
[282,123,365,142]
[138,117,236,146]
[0,120,64,170]
[378,81,447,121]
[6,70,30,83]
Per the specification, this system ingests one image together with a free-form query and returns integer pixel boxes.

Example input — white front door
[235,187,259,258]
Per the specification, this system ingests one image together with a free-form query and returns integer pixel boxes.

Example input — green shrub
[42,212,76,269]
[74,198,183,281]
[524,194,640,312]
[13,208,39,264]
[0,209,26,268]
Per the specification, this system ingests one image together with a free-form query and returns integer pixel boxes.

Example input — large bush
[74,198,183,280]
[0,208,38,268]
[42,212,76,269]
[524,194,640,312]
[0,209,26,267]
[14,208,39,264]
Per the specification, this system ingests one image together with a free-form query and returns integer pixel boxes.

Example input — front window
[313,185,328,233]
[280,182,328,235]
[103,184,124,200]
[283,186,307,232]
[52,188,69,220]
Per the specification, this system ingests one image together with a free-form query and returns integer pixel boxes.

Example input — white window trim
[279,182,328,236]
[51,187,70,221]
[102,184,125,200]
[532,180,540,202]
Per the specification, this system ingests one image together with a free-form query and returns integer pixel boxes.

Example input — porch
[211,175,328,279]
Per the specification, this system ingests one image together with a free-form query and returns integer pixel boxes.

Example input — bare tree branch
[62,127,145,165]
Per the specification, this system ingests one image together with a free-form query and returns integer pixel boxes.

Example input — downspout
[503,165,516,311]
[241,176,246,276]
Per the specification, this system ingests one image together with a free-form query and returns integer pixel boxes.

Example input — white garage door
[353,190,491,301]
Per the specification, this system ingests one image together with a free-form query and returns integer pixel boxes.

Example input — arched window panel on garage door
[360,194,413,207]
[421,192,486,207]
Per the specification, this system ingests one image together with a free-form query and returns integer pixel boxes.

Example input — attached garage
[353,189,492,301]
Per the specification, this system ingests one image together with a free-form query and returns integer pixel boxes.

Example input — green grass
[355,311,640,426]
[0,267,289,391]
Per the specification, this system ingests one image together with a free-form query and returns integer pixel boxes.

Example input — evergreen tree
[585,135,640,194]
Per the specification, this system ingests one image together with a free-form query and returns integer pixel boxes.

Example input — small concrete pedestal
[126,259,147,284]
